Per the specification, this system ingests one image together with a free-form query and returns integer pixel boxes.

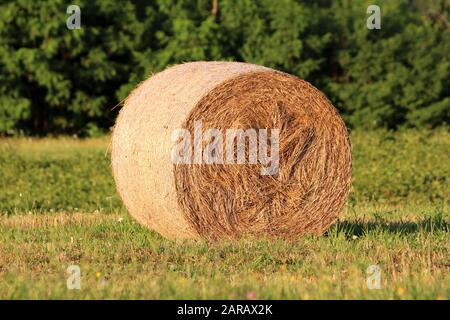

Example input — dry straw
[111,61,352,241]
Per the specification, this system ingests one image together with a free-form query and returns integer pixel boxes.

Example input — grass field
[0,129,448,299]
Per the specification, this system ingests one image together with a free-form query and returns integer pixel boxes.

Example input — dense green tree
[0,0,448,135]
[0,0,159,135]
[328,0,449,128]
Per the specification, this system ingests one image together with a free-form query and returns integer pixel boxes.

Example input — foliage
[328,0,450,128]
[0,0,159,135]
[0,0,448,135]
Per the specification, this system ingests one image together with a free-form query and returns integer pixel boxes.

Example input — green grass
[0,129,448,299]
[0,137,121,213]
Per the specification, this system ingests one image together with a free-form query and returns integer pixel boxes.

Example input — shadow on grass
[329,215,449,237]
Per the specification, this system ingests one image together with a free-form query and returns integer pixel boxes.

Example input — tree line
[0,0,448,135]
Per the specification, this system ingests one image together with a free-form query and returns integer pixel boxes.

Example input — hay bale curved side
[111,62,268,239]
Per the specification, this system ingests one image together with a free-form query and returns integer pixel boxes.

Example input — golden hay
[111,61,352,241]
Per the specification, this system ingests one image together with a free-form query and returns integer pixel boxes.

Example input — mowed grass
[0,129,448,299]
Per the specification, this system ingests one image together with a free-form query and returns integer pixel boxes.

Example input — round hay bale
[111,61,352,241]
